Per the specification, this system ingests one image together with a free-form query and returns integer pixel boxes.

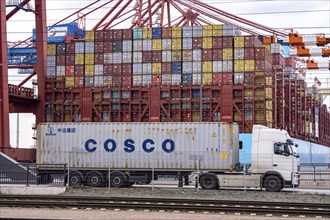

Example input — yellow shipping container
[255,71,264,76]
[85,65,94,76]
[172,27,182,38]
[234,60,245,72]
[85,30,95,41]
[202,25,213,37]
[152,39,162,50]
[85,53,94,65]
[152,63,162,74]
[143,28,152,39]
[265,77,273,85]
[202,37,212,49]
[266,110,273,122]
[234,36,245,48]
[263,44,271,52]
[93,92,101,100]
[65,77,74,88]
[47,44,56,56]
[255,88,265,97]
[266,101,273,110]
[255,111,264,121]
[192,112,200,122]
[234,112,242,121]
[202,73,212,85]
[266,88,273,98]
[255,101,265,109]
[172,39,182,50]
[244,88,253,97]
[75,54,84,65]
[254,76,264,85]
[172,50,182,62]
[202,61,212,72]
[244,60,255,71]
[212,24,223,36]
[223,48,233,60]
[64,114,71,122]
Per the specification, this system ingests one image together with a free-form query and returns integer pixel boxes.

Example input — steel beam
[0,0,10,149]
[34,0,47,124]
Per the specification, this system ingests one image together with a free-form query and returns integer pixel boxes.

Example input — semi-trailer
[36,122,300,192]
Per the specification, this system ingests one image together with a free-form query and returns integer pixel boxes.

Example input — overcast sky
[5,0,330,148]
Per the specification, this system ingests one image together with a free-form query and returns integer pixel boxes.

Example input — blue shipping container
[133,28,143,39]
[182,73,193,84]
[152,28,162,39]
[172,62,182,74]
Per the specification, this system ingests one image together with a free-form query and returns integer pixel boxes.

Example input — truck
[36,122,300,192]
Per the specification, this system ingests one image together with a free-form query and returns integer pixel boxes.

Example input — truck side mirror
[239,141,243,149]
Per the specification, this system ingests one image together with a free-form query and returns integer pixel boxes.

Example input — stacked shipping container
[44,25,330,147]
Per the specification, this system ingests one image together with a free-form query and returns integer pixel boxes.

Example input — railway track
[1,195,329,218]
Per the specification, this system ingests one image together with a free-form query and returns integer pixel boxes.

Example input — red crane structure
[1,0,329,161]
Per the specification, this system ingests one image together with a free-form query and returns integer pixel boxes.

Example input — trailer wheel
[109,172,126,187]
[86,171,104,187]
[68,171,83,187]
[199,174,219,190]
[264,175,282,192]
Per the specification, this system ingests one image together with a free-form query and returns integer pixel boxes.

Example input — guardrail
[8,84,35,99]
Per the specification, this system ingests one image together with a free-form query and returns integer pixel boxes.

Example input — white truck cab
[251,125,300,191]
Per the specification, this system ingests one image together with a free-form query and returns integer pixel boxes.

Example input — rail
[8,84,35,99]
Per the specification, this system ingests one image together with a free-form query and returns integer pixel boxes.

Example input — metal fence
[0,164,66,186]
[300,163,330,181]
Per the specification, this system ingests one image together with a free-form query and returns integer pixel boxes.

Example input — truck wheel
[109,173,126,187]
[68,172,83,187]
[86,171,104,187]
[199,174,219,190]
[264,175,282,192]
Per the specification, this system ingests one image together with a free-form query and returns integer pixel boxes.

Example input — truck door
[272,143,294,181]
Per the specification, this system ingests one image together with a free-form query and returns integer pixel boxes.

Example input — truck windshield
[289,143,299,158]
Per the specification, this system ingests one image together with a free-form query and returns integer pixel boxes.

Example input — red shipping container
[113,64,123,75]
[255,47,265,60]
[94,42,104,53]
[202,49,213,61]
[94,30,104,41]
[285,57,296,67]
[192,38,202,49]
[244,48,255,59]
[272,54,284,66]
[152,75,162,86]
[104,41,113,52]
[142,51,152,62]
[74,65,84,76]
[244,72,254,84]
[212,73,222,85]
[122,76,132,86]
[104,30,113,41]
[56,55,65,65]
[74,77,84,88]
[244,36,262,47]
[122,29,132,39]
[103,64,113,76]
[255,60,272,71]
[65,66,75,76]
[212,49,222,61]
[65,55,75,65]
[94,53,104,64]
[112,29,123,40]
[222,37,233,48]
[152,51,162,62]
[162,27,172,38]
[112,76,122,87]
[212,37,223,48]
[65,42,75,53]
[222,73,233,85]
[122,63,132,75]
[162,63,172,74]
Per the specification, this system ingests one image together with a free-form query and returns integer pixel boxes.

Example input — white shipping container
[234,48,244,60]
[47,56,56,66]
[56,66,65,76]
[234,73,244,84]
[133,75,142,86]
[75,42,84,53]
[94,64,104,75]
[193,61,202,73]
[142,63,152,75]
[104,53,113,64]
[162,39,172,50]
[193,49,202,61]
[123,40,133,52]
[182,62,193,74]
[172,74,182,85]
[112,52,123,63]
[162,74,172,85]
[183,38,192,50]
[133,63,142,75]
[85,42,94,53]
[133,40,143,51]
[142,74,152,86]
[162,51,172,62]
[143,39,152,51]
[271,43,282,54]
[133,52,142,63]
[37,122,239,170]
[94,76,104,87]
[122,52,132,63]
[193,26,203,37]
[46,66,56,77]
[213,61,223,72]
[193,73,201,85]
[182,26,193,38]
[223,61,233,72]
